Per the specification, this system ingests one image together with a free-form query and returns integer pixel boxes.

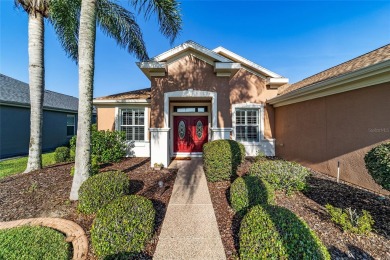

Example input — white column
[150,128,170,167]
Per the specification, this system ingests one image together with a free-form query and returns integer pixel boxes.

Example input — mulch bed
[0,158,177,259]
[207,158,390,260]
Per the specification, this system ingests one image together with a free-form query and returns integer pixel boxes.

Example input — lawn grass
[0,226,71,260]
[0,152,56,180]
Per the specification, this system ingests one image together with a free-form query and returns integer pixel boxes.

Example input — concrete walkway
[154,158,226,260]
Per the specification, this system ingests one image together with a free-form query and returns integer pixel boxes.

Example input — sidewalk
[154,158,226,260]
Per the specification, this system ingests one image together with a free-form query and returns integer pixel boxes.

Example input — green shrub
[91,195,155,258]
[203,140,246,182]
[364,142,390,191]
[240,205,330,260]
[54,147,70,163]
[249,160,310,194]
[0,226,70,260]
[70,156,99,177]
[78,171,130,214]
[255,150,267,162]
[70,124,127,164]
[230,176,274,214]
[325,204,374,235]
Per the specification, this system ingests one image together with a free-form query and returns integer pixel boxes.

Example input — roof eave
[267,60,390,107]
[93,99,151,105]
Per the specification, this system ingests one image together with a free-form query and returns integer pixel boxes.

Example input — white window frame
[118,108,146,142]
[232,103,264,144]
[115,107,149,145]
[67,114,76,137]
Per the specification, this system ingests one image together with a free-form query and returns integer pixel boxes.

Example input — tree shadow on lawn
[303,176,390,239]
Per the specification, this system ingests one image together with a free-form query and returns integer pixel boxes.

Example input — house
[94,41,288,164]
[0,74,78,159]
[94,41,390,193]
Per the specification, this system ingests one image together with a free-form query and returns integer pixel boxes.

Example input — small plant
[249,160,310,194]
[153,163,164,170]
[364,142,390,191]
[54,147,70,163]
[91,195,155,258]
[239,205,330,260]
[230,176,274,214]
[254,150,266,162]
[27,181,38,193]
[325,204,374,235]
[78,171,130,214]
[203,140,246,182]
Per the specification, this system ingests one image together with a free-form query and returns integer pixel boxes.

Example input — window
[67,115,75,136]
[174,106,208,113]
[120,108,145,141]
[235,109,259,142]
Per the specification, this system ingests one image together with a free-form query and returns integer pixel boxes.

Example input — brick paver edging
[0,218,88,260]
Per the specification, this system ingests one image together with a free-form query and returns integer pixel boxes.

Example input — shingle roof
[279,44,390,95]
[95,88,151,100]
[0,73,78,112]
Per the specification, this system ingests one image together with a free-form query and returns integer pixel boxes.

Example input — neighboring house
[0,74,78,159]
[94,41,390,193]
[268,44,390,193]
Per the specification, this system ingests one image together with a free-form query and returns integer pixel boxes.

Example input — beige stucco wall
[150,54,278,138]
[96,107,116,131]
[274,82,390,194]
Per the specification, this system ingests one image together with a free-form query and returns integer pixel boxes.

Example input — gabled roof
[137,40,288,87]
[279,44,390,96]
[0,74,78,112]
[95,88,151,100]
[213,46,282,78]
[151,41,232,63]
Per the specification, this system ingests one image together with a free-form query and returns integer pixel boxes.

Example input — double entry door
[173,116,208,153]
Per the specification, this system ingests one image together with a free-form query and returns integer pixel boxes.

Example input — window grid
[67,115,75,136]
[235,109,259,142]
[120,109,145,142]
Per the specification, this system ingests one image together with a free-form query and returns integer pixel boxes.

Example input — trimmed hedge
[364,142,390,191]
[54,147,70,163]
[91,195,155,258]
[78,171,130,214]
[240,205,330,260]
[230,176,274,214]
[203,140,246,182]
[249,160,310,194]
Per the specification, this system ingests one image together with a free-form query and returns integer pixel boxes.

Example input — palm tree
[69,0,182,200]
[15,0,79,173]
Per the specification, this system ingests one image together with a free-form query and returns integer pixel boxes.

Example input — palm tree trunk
[25,12,44,173]
[70,0,97,200]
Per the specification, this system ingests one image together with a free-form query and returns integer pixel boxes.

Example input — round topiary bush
[203,140,246,182]
[239,205,330,260]
[78,171,130,214]
[364,142,390,191]
[230,176,274,214]
[54,146,70,163]
[249,160,310,194]
[91,195,155,258]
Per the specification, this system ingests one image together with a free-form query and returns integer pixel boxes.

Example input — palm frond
[15,0,50,16]
[131,0,182,44]
[97,0,148,61]
[48,0,80,62]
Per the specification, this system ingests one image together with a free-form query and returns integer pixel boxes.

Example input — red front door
[173,116,208,153]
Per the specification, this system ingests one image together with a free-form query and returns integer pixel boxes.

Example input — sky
[1,0,390,98]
